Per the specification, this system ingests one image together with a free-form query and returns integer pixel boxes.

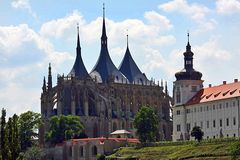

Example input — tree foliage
[18,111,42,151]
[191,126,204,142]
[133,106,159,143]
[46,115,84,144]
[1,108,8,160]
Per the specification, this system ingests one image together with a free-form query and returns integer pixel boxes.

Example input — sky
[0,0,240,116]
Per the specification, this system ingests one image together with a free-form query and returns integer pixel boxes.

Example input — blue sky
[0,0,240,116]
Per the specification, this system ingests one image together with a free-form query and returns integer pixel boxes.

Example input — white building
[172,35,240,141]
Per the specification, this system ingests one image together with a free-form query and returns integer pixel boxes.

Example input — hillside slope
[107,139,240,160]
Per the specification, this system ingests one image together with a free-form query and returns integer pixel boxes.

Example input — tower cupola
[175,33,202,81]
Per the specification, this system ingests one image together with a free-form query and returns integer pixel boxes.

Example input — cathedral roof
[119,35,148,84]
[186,80,240,105]
[175,33,202,81]
[68,25,90,79]
[90,5,127,83]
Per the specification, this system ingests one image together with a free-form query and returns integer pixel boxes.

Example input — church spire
[186,31,191,52]
[77,23,80,50]
[68,24,89,78]
[175,33,202,81]
[101,3,107,45]
[48,63,52,90]
[90,4,128,83]
[42,76,46,92]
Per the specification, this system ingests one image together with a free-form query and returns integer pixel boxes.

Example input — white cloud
[144,11,173,30]
[11,0,37,19]
[40,10,85,39]
[0,24,73,116]
[216,0,240,14]
[159,0,215,33]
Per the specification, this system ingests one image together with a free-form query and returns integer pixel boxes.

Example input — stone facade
[172,34,240,141]
[45,138,140,160]
[40,6,172,145]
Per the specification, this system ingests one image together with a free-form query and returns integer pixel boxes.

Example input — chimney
[223,81,226,85]
[234,79,238,83]
[209,84,212,88]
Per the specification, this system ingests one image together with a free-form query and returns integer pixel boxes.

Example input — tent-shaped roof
[119,36,148,84]
[68,26,89,79]
[90,5,127,83]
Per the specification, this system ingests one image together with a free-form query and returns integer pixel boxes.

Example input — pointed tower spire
[48,63,52,90]
[77,23,80,50]
[90,4,127,83]
[119,34,149,84]
[68,24,89,78]
[42,76,47,92]
[165,81,168,95]
[101,3,107,45]
[186,31,191,52]
[127,29,129,47]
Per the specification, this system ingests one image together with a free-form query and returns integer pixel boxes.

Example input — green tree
[191,126,204,142]
[18,111,41,151]
[17,146,45,160]
[46,115,84,144]
[6,117,13,160]
[1,108,8,160]
[133,106,159,143]
[12,114,20,159]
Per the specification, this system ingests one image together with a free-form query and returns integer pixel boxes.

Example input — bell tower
[173,33,203,106]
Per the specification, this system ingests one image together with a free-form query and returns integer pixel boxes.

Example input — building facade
[172,35,240,141]
[45,138,140,160]
[40,7,172,145]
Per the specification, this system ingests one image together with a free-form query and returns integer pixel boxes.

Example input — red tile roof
[186,81,240,105]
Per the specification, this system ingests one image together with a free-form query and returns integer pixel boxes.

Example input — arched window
[92,146,97,156]
[88,91,96,116]
[122,121,125,129]
[93,123,98,138]
[113,122,117,131]
[79,146,84,157]
[176,87,181,103]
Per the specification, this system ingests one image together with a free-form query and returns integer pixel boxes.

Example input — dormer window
[186,60,191,65]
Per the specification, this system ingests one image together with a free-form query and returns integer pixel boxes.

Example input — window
[233,117,236,125]
[69,146,72,157]
[80,146,84,157]
[213,120,216,128]
[207,121,209,128]
[200,107,202,112]
[187,123,191,132]
[186,60,192,65]
[220,119,222,127]
[233,101,236,107]
[219,104,222,109]
[226,118,229,126]
[92,146,97,156]
[186,109,190,114]
[176,110,181,115]
[234,134,236,137]
[206,106,209,111]
[213,105,215,110]
[200,121,203,128]
[194,108,196,112]
[191,86,197,92]
[176,87,181,103]
[194,122,197,126]
[226,102,228,108]
[177,124,181,132]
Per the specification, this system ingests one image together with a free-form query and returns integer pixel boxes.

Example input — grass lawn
[107,139,240,160]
